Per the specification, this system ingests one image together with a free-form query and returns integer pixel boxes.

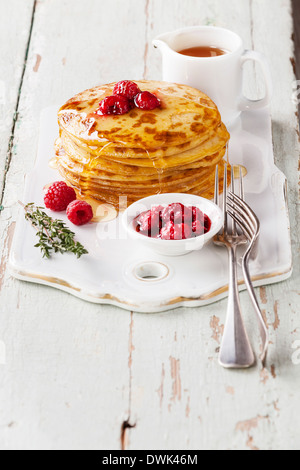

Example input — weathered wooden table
[0,0,299,450]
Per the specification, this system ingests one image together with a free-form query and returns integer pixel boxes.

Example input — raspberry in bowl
[122,194,223,256]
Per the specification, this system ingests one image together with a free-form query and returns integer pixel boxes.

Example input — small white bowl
[122,193,223,256]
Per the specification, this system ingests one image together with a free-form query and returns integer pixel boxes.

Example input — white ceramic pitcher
[153,26,273,125]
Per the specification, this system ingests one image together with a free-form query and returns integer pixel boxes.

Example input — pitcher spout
[152,32,174,52]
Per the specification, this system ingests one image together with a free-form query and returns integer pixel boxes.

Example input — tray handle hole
[133,262,169,282]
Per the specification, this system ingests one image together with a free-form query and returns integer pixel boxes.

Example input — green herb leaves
[21,202,88,259]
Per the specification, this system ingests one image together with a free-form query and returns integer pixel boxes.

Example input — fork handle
[242,251,269,365]
[219,245,255,369]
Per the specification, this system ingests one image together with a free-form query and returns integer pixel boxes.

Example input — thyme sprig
[20,202,88,259]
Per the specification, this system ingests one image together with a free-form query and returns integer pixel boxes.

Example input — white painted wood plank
[0,292,132,450]
[0,0,299,451]
[127,0,300,451]
[0,0,35,198]
[247,0,300,451]
[0,0,148,450]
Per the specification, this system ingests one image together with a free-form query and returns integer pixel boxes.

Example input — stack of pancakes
[56,80,230,208]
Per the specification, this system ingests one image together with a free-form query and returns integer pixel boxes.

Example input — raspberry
[134,91,161,110]
[175,223,192,240]
[160,221,174,240]
[44,181,76,212]
[66,200,93,226]
[160,222,192,240]
[161,204,176,225]
[150,205,164,228]
[97,95,131,115]
[162,203,192,225]
[204,214,212,233]
[192,220,205,236]
[136,205,163,237]
[137,210,152,234]
[151,204,164,214]
[113,80,141,100]
[135,203,211,241]
[192,206,205,224]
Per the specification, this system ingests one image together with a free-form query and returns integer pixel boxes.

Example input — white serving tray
[9,106,292,312]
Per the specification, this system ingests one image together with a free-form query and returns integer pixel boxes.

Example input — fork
[226,186,269,365]
[214,164,255,368]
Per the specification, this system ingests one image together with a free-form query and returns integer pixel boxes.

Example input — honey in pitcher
[178,46,228,58]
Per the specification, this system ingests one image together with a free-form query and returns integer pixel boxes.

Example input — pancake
[58,81,221,148]
[56,80,230,208]
[59,120,228,164]
[59,159,229,208]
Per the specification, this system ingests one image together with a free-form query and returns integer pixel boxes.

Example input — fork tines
[214,164,247,235]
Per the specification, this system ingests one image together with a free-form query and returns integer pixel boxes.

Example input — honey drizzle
[233,165,247,178]
[48,156,118,223]
[82,196,118,223]
[49,157,59,169]
[55,84,231,212]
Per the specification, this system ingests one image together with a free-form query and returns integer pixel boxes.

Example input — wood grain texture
[292,0,300,80]
[129,0,300,450]
[292,0,300,120]
[0,0,36,201]
[0,0,299,450]
[0,0,147,450]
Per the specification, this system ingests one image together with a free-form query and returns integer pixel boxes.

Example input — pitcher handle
[239,50,273,111]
